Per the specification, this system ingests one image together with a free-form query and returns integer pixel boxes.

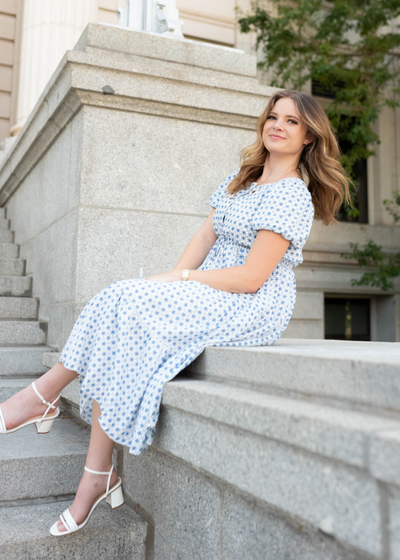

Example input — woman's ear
[304,133,315,146]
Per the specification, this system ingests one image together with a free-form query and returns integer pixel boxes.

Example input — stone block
[75,207,205,302]
[389,486,400,560]
[152,406,382,556]
[222,488,363,560]
[0,218,9,230]
[79,106,254,214]
[124,446,221,560]
[369,429,400,486]
[281,319,324,339]
[291,291,324,320]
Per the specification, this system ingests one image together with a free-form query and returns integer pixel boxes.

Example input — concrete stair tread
[0,405,89,460]
[0,500,147,559]
[0,243,18,258]
[165,377,400,481]
[0,296,38,319]
[0,275,31,296]
[187,339,400,413]
[0,346,52,376]
[0,257,24,276]
[0,415,91,501]
[0,231,13,243]
[0,321,45,346]
[0,218,9,230]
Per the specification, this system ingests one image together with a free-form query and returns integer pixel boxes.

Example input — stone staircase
[0,208,147,558]
[41,339,400,559]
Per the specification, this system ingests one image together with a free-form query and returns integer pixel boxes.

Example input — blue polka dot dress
[58,169,315,455]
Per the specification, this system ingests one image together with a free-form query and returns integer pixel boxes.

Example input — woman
[0,90,352,535]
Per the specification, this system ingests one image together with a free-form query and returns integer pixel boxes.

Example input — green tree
[340,191,400,291]
[237,0,400,217]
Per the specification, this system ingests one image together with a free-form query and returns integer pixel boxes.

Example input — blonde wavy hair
[227,89,354,225]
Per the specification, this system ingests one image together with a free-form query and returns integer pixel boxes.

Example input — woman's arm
[146,226,290,294]
[188,229,290,293]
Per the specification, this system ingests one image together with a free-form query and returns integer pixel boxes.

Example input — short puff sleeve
[251,180,315,248]
[209,168,240,208]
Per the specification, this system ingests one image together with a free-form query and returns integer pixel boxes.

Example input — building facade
[0,0,399,341]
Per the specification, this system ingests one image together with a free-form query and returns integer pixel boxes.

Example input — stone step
[0,501,147,559]
[0,208,5,218]
[0,347,51,376]
[0,257,24,276]
[0,243,18,258]
[163,378,400,480]
[0,275,31,297]
[0,377,32,401]
[0,230,13,243]
[0,297,38,320]
[153,377,400,558]
[0,218,9,230]
[0,408,91,501]
[0,321,45,346]
[188,339,400,415]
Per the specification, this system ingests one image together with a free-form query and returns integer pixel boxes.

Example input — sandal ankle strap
[31,381,61,423]
[84,465,115,496]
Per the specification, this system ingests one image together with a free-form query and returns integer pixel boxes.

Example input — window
[311,78,346,99]
[336,125,368,224]
[324,297,371,341]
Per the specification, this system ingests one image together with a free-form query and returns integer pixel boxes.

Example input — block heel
[106,484,124,509]
[35,416,55,434]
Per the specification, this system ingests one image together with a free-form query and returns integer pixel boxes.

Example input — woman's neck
[258,155,301,183]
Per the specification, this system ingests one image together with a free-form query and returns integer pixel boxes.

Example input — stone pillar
[10,0,98,136]
[0,22,264,349]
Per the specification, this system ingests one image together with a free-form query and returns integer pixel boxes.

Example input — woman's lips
[269,135,285,139]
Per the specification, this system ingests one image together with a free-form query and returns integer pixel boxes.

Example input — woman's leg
[0,362,78,430]
[56,399,119,532]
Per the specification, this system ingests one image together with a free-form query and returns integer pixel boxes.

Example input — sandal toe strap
[0,407,5,433]
[60,508,79,533]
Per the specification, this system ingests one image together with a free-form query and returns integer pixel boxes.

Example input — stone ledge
[187,339,400,414]
[74,23,257,77]
[163,377,400,476]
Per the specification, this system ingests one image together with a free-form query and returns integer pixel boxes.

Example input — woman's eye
[267,116,298,124]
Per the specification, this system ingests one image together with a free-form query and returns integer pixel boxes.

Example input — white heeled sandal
[0,380,61,435]
[49,465,124,536]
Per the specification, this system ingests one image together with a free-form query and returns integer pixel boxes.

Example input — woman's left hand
[145,270,182,282]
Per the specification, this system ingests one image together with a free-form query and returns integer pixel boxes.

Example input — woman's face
[262,97,313,157]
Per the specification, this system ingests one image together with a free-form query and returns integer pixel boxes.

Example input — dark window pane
[311,78,346,99]
[335,116,369,224]
[325,298,370,341]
